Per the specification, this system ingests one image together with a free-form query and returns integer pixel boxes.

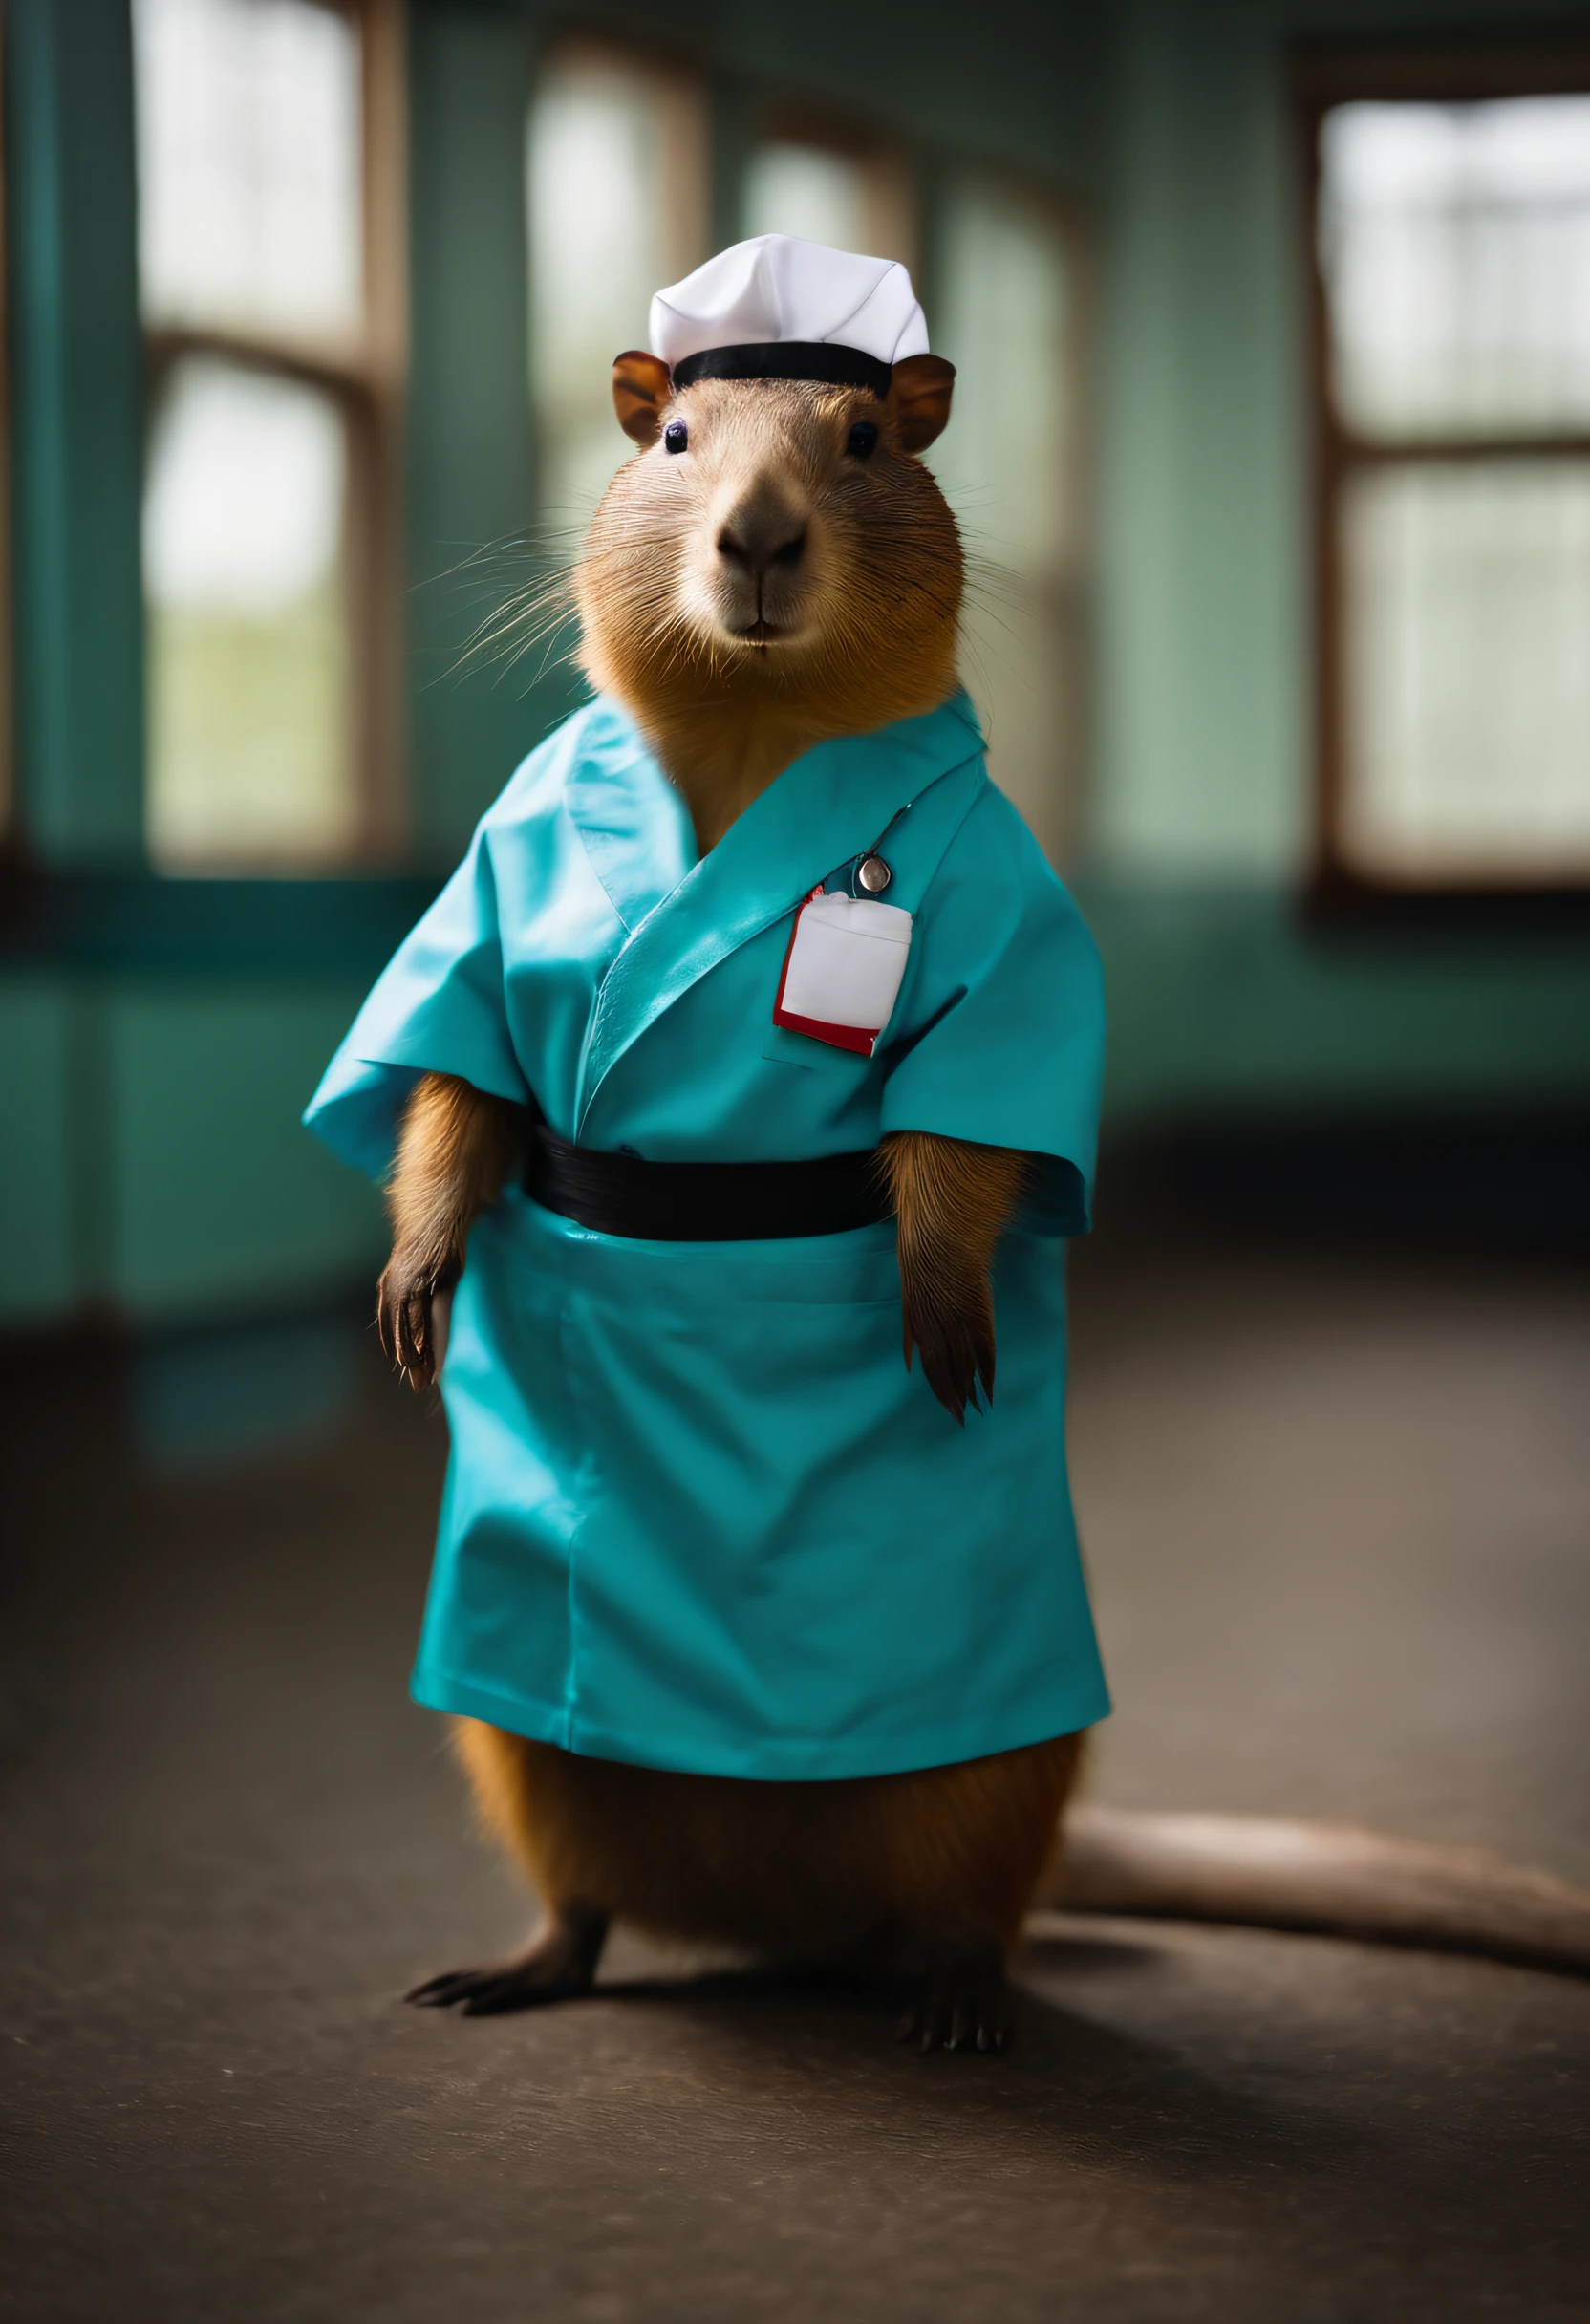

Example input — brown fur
[454,1717,1083,1968]
[881,1130,1031,1422]
[376,1072,522,1386]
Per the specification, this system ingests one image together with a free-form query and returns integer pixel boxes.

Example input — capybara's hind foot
[406,1902,610,2016]
[896,1947,1014,2055]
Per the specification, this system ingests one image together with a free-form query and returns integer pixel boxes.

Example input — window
[134,0,405,872]
[743,109,915,271]
[1307,58,1590,893]
[928,177,1086,867]
[526,43,709,540]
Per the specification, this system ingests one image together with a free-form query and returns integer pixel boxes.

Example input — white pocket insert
[773,891,913,1055]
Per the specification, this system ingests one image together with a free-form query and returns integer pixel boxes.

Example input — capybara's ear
[890,355,956,454]
[612,351,674,445]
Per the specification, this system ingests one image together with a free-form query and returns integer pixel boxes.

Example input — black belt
[526,1122,892,1240]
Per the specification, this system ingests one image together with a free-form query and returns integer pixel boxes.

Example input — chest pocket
[760,1022,876,1075]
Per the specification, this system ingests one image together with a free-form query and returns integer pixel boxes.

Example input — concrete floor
[3,1236,1588,2322]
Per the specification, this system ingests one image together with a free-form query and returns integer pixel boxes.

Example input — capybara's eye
[846,421,879,460]
[664,420,689,454]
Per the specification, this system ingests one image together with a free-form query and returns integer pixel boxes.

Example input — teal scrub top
[305,691,1110,1780]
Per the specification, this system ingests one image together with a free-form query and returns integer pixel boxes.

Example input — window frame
[1298,43,1590,919]
[745,97,919,277]
[139,0,410,872]
[525,29,712,547]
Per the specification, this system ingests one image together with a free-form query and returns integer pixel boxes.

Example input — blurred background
[3,0,1588,1386]
[3,7,1590,2313]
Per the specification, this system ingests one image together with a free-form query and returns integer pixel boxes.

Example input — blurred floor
[2,1234,1588,2323]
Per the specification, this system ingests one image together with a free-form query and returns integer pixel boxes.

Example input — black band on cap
[670,341,893,398]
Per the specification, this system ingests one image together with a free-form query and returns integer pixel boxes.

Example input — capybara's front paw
[902,1272,996,1425]
[376,1251,452,1389]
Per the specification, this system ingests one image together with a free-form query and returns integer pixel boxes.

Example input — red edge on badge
[771,1005,878,1056]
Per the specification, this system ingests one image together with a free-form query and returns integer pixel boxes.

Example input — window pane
[1321,97,1590,441]
[134,0,363,341]
[144,357,354,870]
[928,180,1081,863]
[527,50,708,531]
[1342,459,1590,881]
[744,145,868,251]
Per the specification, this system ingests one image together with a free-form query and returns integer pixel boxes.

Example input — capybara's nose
[716,496,807,578]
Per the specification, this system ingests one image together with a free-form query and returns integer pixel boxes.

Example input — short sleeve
[878,786,1105,1235]
[302,825,528,1181]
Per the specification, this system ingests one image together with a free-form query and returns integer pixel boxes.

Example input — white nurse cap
[648,234,929,398]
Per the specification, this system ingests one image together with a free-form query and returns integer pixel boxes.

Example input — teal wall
[5,0,144,865]
[0,974,384,1327]
[0,979,75,1319]
[4,0,1588,1334]
[1085,885,1590,1124]
[1095,0,1305,880]
[406,0,543,855]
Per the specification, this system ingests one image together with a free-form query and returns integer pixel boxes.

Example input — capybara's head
[576,352,963,742]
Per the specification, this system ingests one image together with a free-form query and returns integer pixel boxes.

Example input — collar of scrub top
[569,694,985,1134]
[647,233,931,399]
